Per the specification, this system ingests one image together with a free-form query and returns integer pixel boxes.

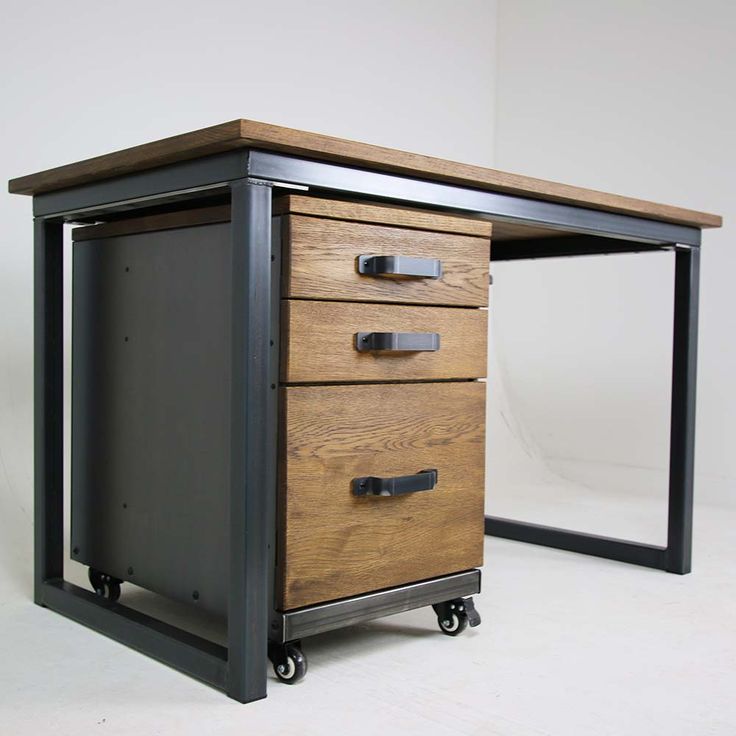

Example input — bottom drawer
[278,381,486,610]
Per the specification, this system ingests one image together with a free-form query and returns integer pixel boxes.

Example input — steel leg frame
[33,164,276,701]
[485,246,700,574]
[227,180,276,702]
[30,148,704,706]
[243,151,703,575]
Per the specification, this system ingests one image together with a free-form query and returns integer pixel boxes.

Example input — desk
[8,120,721,703]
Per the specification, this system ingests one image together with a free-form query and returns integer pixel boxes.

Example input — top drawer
[277,196,491,307]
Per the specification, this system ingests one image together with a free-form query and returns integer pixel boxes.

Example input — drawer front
[278,382,486,610]
[282,300,487,383]
[283,215,490,307]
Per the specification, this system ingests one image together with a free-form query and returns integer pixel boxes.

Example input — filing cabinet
[70,194,491,684]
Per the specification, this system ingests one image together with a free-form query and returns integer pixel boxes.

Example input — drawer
[281,207,490,307]
[278,381,486,610]
[281,299,487,383]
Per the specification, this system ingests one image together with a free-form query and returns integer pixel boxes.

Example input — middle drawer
[281,299,487,383]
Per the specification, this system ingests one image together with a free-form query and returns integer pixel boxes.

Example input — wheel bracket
[432,596,481,628]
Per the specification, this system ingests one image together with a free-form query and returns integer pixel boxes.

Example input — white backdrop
[0,0,497,595]
[1,0,734,595]
[489,0,736,540]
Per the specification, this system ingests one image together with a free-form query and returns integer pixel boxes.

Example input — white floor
[1,487,735,736]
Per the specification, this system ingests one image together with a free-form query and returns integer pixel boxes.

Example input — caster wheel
[437,608,468,636]
[88,569,122,602]
[269,642,307,685]
[433,597,480,636]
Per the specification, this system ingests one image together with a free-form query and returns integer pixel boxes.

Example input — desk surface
[8,119,721,229]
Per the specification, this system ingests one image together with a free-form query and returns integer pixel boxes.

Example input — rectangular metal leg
[42,580,228,688]
[32,171,278,702]
[484,517,667,567]
[666,246,700,573]
[227,181,276,703]
[486,246,701,574]
[34,218,64,602]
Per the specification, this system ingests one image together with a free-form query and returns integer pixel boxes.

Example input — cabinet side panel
[71,223,231,615]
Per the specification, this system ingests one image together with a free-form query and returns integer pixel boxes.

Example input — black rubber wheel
[88,569,122,602]
[272,643,307,684]
[107,581,122,602]
[438,608,469,636]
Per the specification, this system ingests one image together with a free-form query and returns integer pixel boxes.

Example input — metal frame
[245,150,700,575]
[484,244,699,574]
[34,157,278,703]
[271,571,481,642]
[31,147,701,705]
[246,150,701,246]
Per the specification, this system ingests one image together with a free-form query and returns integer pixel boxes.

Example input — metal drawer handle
[357,255,442,279]
[352,469,438,497]
[355,332,440,352]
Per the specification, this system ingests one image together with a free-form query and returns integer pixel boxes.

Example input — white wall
[0,0,497,592]
[2,0,734,587]
[490,0,736,532]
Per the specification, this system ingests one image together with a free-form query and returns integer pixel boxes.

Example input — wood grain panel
[8,119,722,229]
[284,215,490,307]
[282,300,487,383]
[72,205,230,241]
[274,195,493,237]
[278,382,486,610]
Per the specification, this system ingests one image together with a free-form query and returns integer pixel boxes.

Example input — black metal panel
[273,570,481,642]
[247,150,702,247]
[666,247,700,573]
[485,517,668,569]
[492,235,671,261]
[40,580,228,689]
[227,181,275,703]
[34,151,249,220]
[71,223,232,614]
[34,219,64,603]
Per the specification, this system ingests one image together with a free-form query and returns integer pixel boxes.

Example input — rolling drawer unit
[69,195,491,684]
[9,120,720,703]
[275,196,491,616]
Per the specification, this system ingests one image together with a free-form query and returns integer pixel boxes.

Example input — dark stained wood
[281,299,488,383]
[9,120,245,197]
[274,194,493,237]
[283,214,490,307]
[8,119,722,228]
[72,206,230,241]
[278,381,486,610]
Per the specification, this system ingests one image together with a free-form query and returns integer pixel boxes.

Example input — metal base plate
[271,569,481,642]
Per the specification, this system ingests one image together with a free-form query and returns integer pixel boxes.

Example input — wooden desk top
[7,119,721,229]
